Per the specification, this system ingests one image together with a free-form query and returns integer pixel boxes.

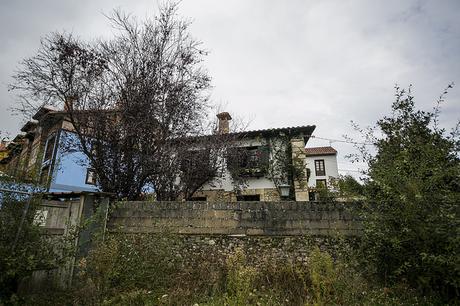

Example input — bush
[18,232,447,305]
[355,85,460,301]
[73,233,183,305]
[0,188,68,302]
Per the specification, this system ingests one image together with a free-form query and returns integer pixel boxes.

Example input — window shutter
[258,146,270,167]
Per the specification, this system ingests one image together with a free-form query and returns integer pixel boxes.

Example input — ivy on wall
[226,135,309,199]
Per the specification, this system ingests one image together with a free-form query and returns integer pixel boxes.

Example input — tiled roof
[305,146,337,156]
[232,125,316,138]
[20,120,39,132]
[32,105,59,120]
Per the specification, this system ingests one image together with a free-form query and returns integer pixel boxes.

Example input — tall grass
[22,233,446,305]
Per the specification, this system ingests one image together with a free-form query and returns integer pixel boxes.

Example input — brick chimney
[216,112,232,134]
[64,96,76,112]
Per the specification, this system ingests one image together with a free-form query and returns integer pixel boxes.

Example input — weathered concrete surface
[23,196,361,292]
[23,193,110,291]
[109,201,362,236]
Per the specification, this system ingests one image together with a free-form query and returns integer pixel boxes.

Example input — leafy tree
[9,3,232,200]
[336,175,365,198]
[354,85,459,299]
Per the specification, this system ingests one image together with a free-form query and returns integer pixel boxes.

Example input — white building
[305,146,339,200]
[193,113,316,202]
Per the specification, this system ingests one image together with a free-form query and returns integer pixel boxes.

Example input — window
[227,146,269,177]
[180,149,212,179]
[316,179,327,188]
[236,194,260,201]
[43,133,57,163]
[244,147,260,168]
[40,165,50,186]
[235,146,266,168]
[28,144,39,169]
[314,159,325,176]
[85,168,97,185]
[190,196,207,201]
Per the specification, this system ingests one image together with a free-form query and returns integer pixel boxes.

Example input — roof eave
[305,152,337,157]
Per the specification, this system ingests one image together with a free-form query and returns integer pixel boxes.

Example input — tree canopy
[356,84,459,299]
[10,3,232,200]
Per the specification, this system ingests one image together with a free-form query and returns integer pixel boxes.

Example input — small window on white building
[236,194,260,201]
[190,196,207,201]
[314,159,326,176]
[85,168,97,185]
[316,179,327,188]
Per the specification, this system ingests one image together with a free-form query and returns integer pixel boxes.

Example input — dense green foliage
[358,85,460,300]
[4,85,459,304]
[0,191,52,300]
[20,233,443,305]
[335,175,365,198]
[0,178,75,303]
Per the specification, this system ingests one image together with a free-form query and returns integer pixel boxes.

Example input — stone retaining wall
[108,201,362,236]
[173,235,357,267]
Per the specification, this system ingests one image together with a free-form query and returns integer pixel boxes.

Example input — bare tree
[10,3,235,200]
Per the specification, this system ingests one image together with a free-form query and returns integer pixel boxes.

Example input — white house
[305,146,339,200]
[3,108,317,202]
[193,113,316,202]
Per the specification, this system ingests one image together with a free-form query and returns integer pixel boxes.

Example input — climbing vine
[226,134,309,199]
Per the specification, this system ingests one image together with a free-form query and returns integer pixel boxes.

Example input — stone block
[295,190,309,201]
[246,228,265,235]
[108,200,362,236]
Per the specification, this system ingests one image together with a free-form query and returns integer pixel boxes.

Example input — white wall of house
[306,154,339,188]
[201,137,277,192]
[202,169,276,191]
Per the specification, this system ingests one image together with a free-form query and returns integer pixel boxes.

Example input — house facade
[193,115,315,201]
[2,107,316,201]
[304,146,339,200]
[0,107,98,192]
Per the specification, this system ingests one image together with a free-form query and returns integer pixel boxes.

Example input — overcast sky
[1,0,459,177]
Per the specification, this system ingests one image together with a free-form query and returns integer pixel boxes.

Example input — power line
[338,168,365,173]
[310,135,374,146]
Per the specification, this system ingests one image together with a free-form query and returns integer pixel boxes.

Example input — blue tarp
[0,177,43,205]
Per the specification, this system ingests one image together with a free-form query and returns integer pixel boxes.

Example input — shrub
[73,232,183,305]
[18,232,448,305]
[355,85,460,300]
[224,248,258,305]
[309,246,336,304]
[0,188,70,302]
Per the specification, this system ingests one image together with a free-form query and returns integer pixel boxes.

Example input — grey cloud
[1,0,459,177]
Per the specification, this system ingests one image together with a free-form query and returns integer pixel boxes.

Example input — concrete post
[73,193,110,268]
[290,137,309,201]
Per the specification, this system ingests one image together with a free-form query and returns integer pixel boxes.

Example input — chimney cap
[216,112,232,120]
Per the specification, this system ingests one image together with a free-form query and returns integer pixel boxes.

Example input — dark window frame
[43,133,57,164]
[180,149,212,178]
[85,168,97,185]
[316,179,327,188]
[227,145,269,177]
[190,196,207,201]
[40,165,50,186]
[314,159,326,176]
[243,146,260,169]
[236,194,261,201]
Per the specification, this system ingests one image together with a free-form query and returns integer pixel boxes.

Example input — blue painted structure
[47,130,99,193]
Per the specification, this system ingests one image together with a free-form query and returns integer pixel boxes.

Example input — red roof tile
[305,146,337,156]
